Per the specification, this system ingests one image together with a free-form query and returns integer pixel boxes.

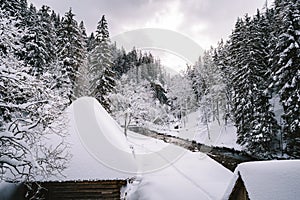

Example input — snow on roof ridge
[224,160,300,200]
[44,96,137,181]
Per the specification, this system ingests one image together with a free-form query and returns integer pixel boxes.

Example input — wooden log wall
[25,180,127,200]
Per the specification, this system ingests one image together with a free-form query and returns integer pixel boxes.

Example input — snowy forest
[0,0,300,186]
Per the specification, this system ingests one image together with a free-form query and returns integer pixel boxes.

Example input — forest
[0,0,299,184]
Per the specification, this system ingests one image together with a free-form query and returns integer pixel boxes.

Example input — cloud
[174,0,268,48]
[27,0,270,71]
[28,0,269,50]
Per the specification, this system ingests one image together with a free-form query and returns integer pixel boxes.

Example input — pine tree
[111,45,127,78]
[0,0,25,19]
[227,12,280,157]
[50,10,61,30]
[87,32,95,52]
[246,11,280,157]
[75,21,89,97]
[21,5,57,77]
[56,8,85,103]
[187,56,205,106]
[270,0,300,157]
[205,49,225,124]
[88,15,116,112]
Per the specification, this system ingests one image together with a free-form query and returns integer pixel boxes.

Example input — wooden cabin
[24,180,128,200]
[228,173,249,200]
[0,180,127,200]
[224,160,300,200]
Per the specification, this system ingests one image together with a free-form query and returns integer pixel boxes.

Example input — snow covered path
[126,131,233,200]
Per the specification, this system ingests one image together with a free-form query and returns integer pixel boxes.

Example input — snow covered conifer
[270,0,300,157]
[0,0,25,19]
[21,5,57,77]
[89,15,116,112]
[227,14,280,158]
[56,8,85,103]
[75,21,89,97]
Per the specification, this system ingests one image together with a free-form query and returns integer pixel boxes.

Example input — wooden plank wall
[26,180,127,200]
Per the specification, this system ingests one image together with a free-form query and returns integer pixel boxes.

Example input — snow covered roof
[223,160,300,200]
[46,97,137,181]
[125,131,234,200]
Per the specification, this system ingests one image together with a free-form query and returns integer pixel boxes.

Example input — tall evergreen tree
[228,14,279,157]
[75,21,89,97]
[56,8,85,103]
[230,16,254,149]
[88,15,116,111]
[213,40,233,124]
[270,0,300,157]
[22,5,57,77]
[246,11,279,157]
[87,32,95,52]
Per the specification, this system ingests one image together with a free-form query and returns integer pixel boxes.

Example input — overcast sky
[27,0,270,71]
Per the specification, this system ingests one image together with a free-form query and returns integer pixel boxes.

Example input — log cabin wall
[25,180,127,200]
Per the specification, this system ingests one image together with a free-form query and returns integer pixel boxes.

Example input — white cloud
[28,0,270,69]
[145,0,183,30]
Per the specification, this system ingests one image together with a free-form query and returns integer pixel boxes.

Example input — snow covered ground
[151,110,242,150]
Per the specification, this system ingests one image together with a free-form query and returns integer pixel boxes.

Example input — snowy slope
[126,131,233,200]
[155,110,242,150]
[223,160,300,200]
[45,97,137,181]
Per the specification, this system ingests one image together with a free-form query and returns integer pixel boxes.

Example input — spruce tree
[76,21,89,97]
[0,0,25,19]
[229,15,273,157]
[89,15,116,112]
[228,17,251,147]
[213,40,233,124]
[21,5,56,77]
[56,8,85,103]
[111,45,127,78]
[246,11,279,157]
[225,11,281,158]
[270,0,300,157]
